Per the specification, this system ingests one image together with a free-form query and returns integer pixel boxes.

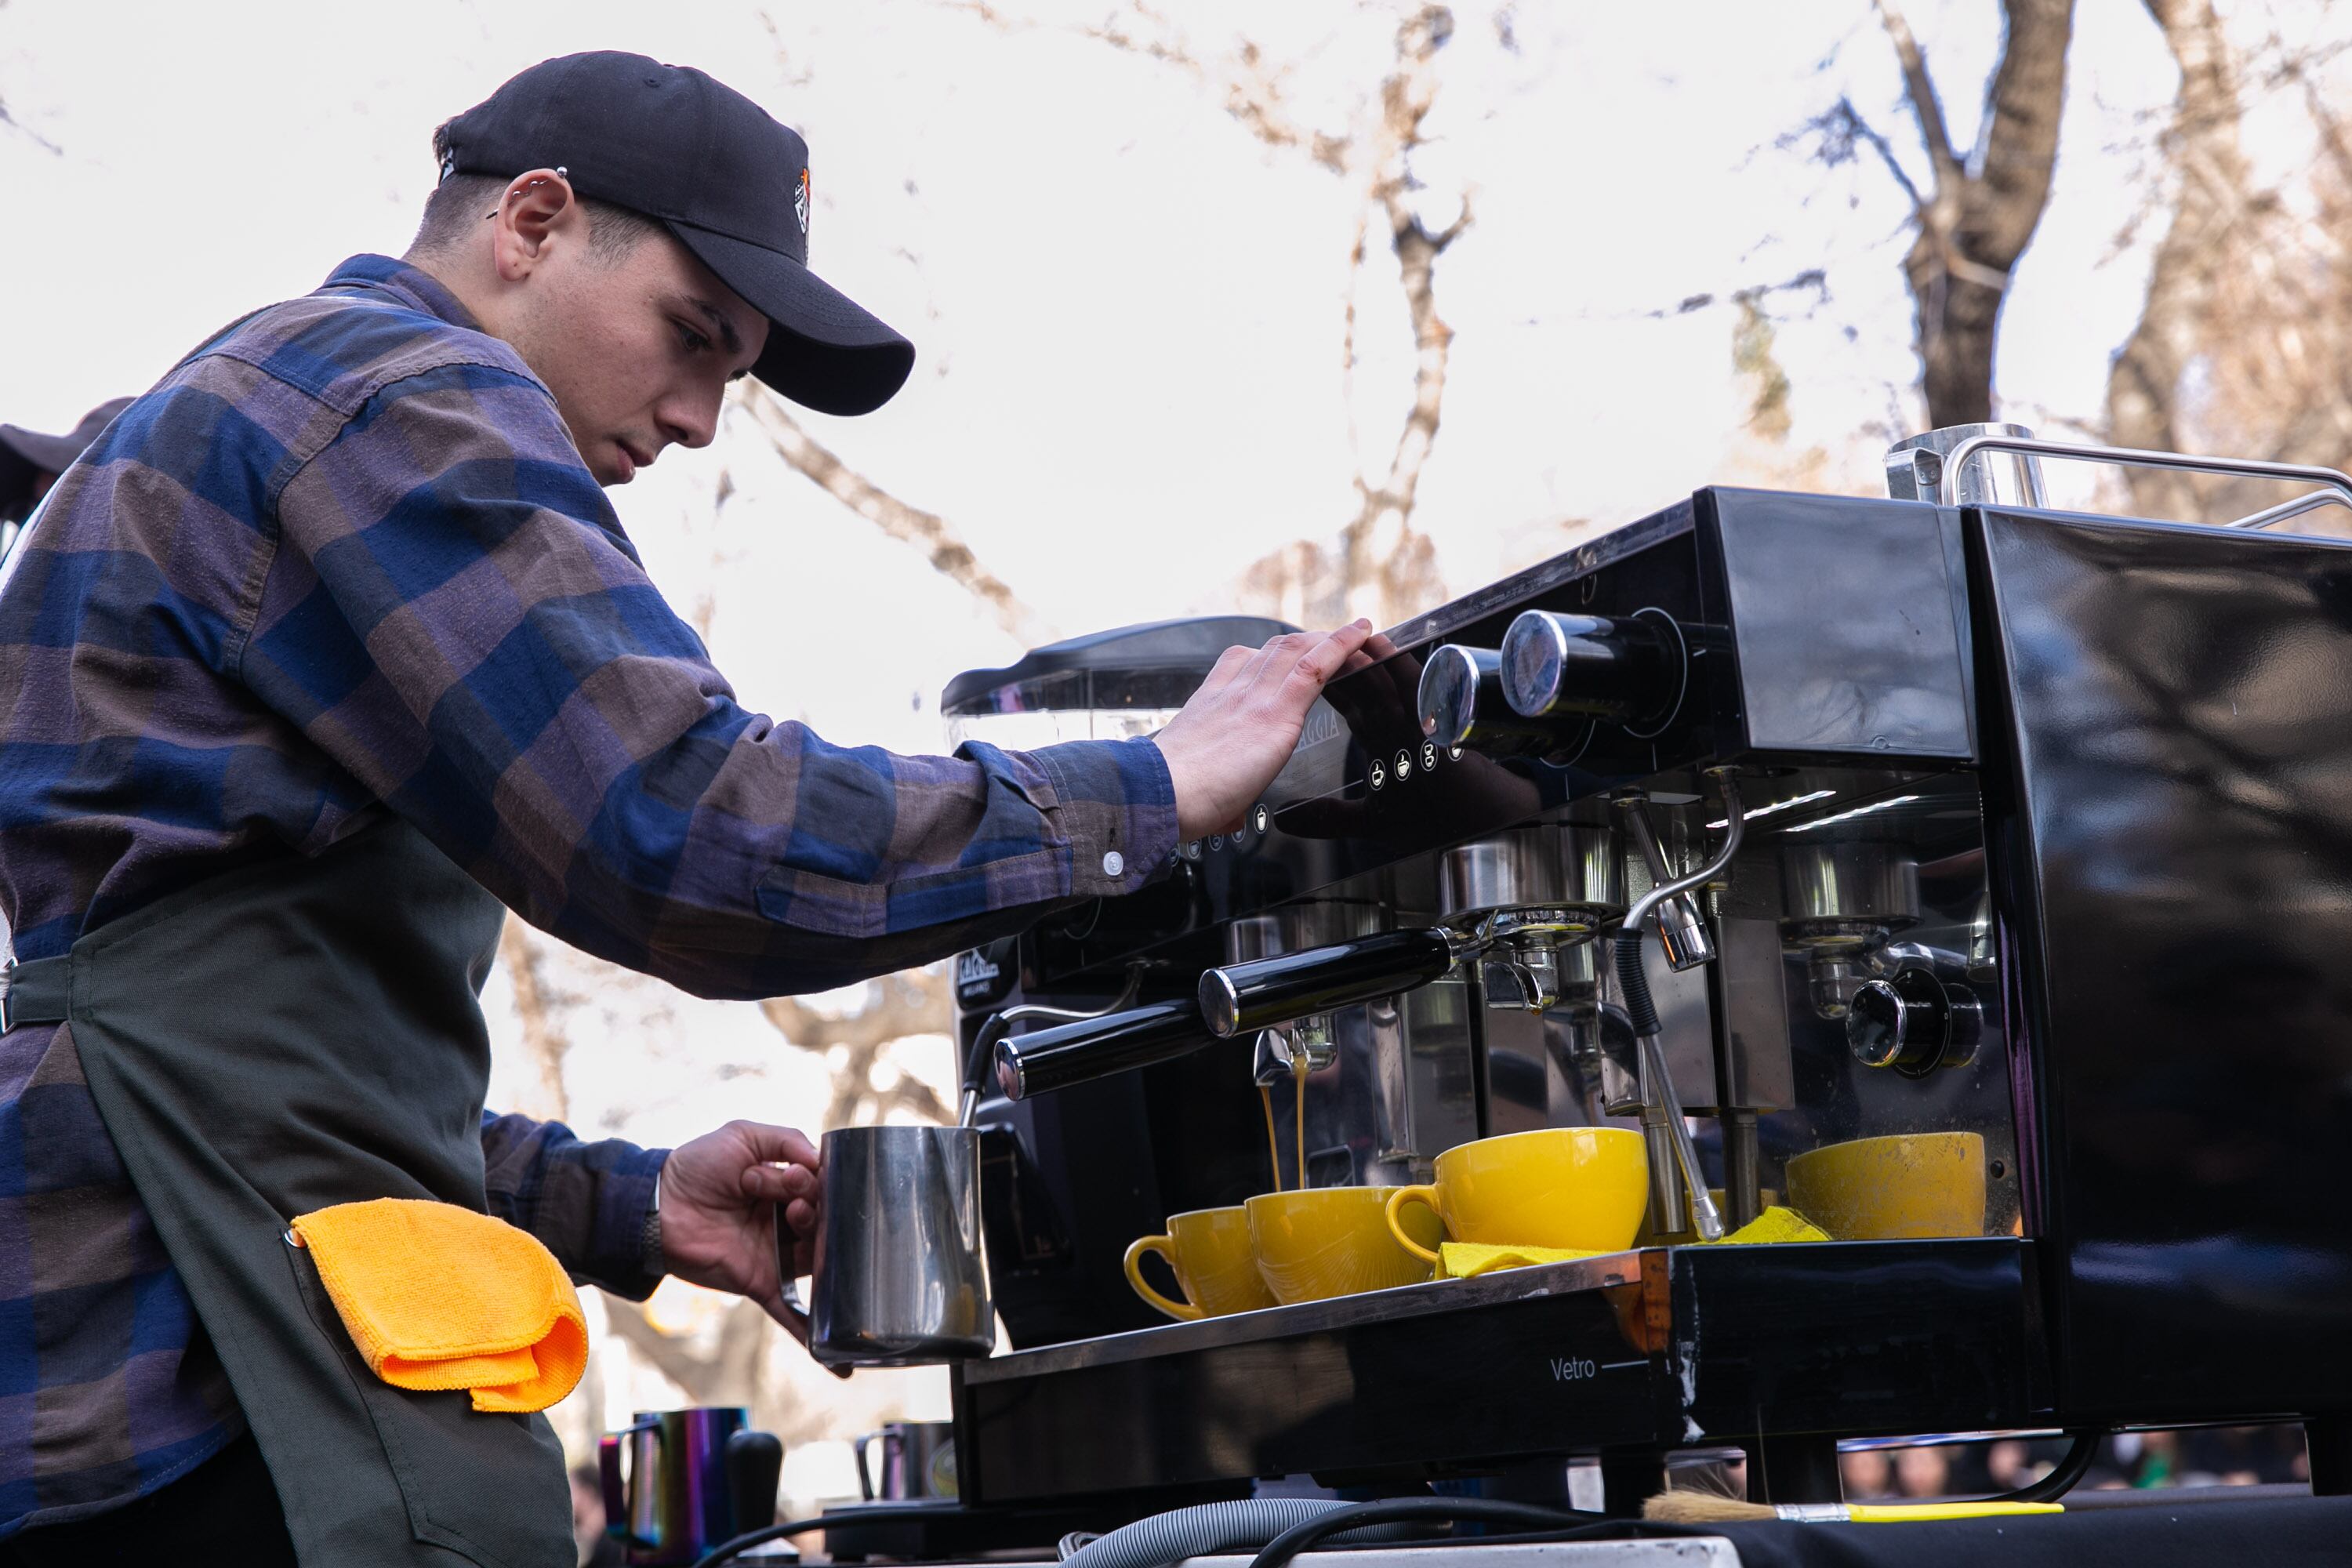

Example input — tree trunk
[1882,0,2075,427]
[2104,0,2245,521]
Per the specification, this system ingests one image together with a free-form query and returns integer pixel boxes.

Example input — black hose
[1613,931,1661,1039]
[688,1505,967,1568]
[1983,1429,2101,1505]
[1242,1498,1608,1568]
[1063,1497,1424,1568]
[966,1012,1011,1102]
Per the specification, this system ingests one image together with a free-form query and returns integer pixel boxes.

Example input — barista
[0,395,130,559]
[0,53,1363,1568]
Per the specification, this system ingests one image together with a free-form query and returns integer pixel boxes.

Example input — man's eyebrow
[683,296,746,358]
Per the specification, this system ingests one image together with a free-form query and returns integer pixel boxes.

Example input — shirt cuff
[1023,736,1180,897]
[592,1145,670,1301]
[642,1161,667,1280]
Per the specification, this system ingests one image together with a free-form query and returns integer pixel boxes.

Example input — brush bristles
[1642,1489,1780,1523]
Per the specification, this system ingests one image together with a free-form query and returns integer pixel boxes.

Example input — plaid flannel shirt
[0,255,1177,1533]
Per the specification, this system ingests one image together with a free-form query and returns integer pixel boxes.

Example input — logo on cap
[795,168,810,238]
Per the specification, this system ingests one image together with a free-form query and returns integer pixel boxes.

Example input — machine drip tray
[955,1238,2042,1506]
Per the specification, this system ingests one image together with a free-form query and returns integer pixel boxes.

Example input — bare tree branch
[734,384,1055,648]
[760,968,956,1128]
[2106,0,2248,520]
[965,2,1462,626]
[602,1297,831,1446]
[1828,97,1929,215]
[952,0,1352,170]
[498,916,572,1123]
[1857,0,2076,426]
[1969,0,2075,263]
[1084,11,1352,172]
[1872,0,1962,182]
[0,100,62,158]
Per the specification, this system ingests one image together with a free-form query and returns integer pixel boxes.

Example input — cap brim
[0,441,38,523]
[0,423,89,475]
[667,222,915,417]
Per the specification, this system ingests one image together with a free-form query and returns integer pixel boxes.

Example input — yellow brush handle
[1122,1236,1202,1321]
[1384,1184,1445,1265]
[1846,1502,2064,1522]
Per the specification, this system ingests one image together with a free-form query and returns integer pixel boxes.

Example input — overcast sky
[7,0,2302,768]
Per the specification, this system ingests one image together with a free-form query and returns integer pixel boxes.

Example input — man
[0,52,1364,1567]
[568,1465,624,1568]
[0,397,132,560]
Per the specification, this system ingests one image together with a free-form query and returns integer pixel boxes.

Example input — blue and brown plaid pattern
[0,255,1177,1532]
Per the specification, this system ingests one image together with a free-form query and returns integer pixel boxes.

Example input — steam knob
[1501,612,1681,726]
[1417,644,1556,753]
[1846,966,1982,1076]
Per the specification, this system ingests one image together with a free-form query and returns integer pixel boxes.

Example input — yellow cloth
[289,1197,587,1414]
[1437,1207,1830,1279]
[1439,1242,1612,1279]
[1717,1205,1830,1246]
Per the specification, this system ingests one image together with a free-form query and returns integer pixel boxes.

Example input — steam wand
[1612,766,1744,1243]
[961,965,1146,1126]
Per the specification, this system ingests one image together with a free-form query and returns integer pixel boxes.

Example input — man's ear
[488,167,584,282]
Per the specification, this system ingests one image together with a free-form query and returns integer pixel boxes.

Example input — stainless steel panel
[1437,823,1623,921]
[1712,915,1795,1111]
[1780,843,1922,929]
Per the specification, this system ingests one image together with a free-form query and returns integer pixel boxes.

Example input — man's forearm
[270,372,1180,1003]
[479,1109,669,1299]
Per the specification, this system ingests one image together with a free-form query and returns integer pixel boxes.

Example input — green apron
[4,818,572,1566]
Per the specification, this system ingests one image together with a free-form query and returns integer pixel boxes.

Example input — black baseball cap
[0,397,132,522]
[439,52,914,416]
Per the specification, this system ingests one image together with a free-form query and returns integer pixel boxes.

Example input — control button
[1102,851,1125,877]
[1180,840,1203,862]
[1394,749,1414,782]
[1209,833,1225,851]
[1449,745,1464,761]
[1252,804,1270,834]
[1420,742,1438,773]
[1369,760,1388,792]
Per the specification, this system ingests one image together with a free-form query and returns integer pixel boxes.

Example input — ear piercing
[484,169,571,220]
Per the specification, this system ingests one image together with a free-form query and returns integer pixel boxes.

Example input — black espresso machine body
[941,464,2352,1506]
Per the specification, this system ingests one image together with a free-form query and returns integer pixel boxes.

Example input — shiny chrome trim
[1201,968,1242,1038]
[1936,432,2352,531]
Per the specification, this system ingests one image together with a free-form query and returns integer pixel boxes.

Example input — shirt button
[1102,851,1124,877]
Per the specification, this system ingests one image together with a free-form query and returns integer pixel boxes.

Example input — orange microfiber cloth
[290,1197,587,1414]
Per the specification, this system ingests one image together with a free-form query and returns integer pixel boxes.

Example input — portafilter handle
[992,999,1214,1100]
[1198,927,1468,1038]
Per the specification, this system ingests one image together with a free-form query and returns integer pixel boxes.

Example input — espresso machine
[938,427,2352,1515]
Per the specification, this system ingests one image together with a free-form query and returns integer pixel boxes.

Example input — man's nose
[656,386,722,452]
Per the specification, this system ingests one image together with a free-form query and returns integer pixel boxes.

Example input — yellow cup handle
[1385,1184,1445,1265]
[1122,1235,1203,1321]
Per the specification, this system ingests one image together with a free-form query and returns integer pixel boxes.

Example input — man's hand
[656,1120,822,1341]
[1156,622,1374,840]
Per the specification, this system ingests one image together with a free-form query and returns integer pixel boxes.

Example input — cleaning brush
[1645,1491,2063,1524]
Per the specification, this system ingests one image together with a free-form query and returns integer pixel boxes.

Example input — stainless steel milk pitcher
[778,1124,993,1368]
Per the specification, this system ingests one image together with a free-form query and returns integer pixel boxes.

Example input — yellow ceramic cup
[1784,1131,1987,1240]
[1246,1187,1443,1304]
[1383,1127,1650,1264]
[1123,1206,1276,1321]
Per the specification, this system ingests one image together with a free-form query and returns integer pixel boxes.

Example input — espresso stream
[1258,1055,1312,1192]
[1261,1085,1281,1192]
[1295,1054,1306,1191]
